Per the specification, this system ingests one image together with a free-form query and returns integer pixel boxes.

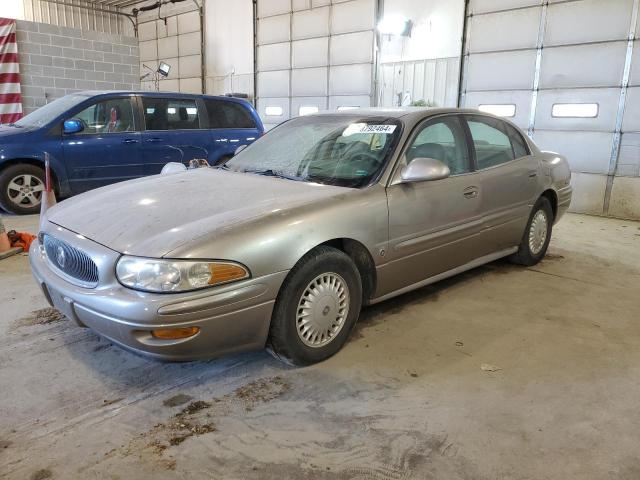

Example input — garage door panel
[330,0,375,35]
[533,131,613,174]
[292,7,329,39]
[258,0,290,18]
[258,14,290,45]
[609,176,640,218]
[468,7,540,52]
[617,133,640,176]
[258,70,290,97]
[622,87,640,133]
[466,51,536,91]
[535,88,620,131]
[464,90,532,129]
[469,0,540,15]
[292,67,328,96]
[291,96,328,116]
[330,31,373,65]
[566,172,607,214]
[292,38,328,68]
[328,95,371,110]
[540,42,627,89]
[258,43,291,71]
[629,41,640,86]
[545,0,634,46]
[178,55,200,78]
[257,97,290,124]
[329,64,372,96]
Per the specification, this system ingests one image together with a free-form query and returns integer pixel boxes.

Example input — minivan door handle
[528,170,538,178]
[463,186,479,199]
[146,137,163,143]
[122,138,139,144]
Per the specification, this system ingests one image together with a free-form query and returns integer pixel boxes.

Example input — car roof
[310,106,492,122]
[72,90,250,103]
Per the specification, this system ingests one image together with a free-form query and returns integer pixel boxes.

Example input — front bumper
[29,224,288,361]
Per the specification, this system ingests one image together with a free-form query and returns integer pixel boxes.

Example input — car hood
[46,168,349,257]
[0,125,30,140]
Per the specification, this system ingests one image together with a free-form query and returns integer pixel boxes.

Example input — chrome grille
[43,234,99,287]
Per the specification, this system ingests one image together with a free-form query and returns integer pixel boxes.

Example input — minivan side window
[204,99,256,129]
[72,98,135,134]
[142,97,200,130]
[466,115,528,169]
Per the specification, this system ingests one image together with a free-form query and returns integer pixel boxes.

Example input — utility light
[158,61,171,77]
[377,14,412,36]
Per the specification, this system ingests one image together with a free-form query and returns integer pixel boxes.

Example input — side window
[205,99,256,129]
[466,116,528,169]
[71,98,135,134]
[142,97,200,131]
[406,116,471,175]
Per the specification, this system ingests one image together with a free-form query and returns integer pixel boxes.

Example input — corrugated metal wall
[22,0,125,35]
[460,0,640,220]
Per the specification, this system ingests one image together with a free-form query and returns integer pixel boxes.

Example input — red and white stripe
[0,18,22,124]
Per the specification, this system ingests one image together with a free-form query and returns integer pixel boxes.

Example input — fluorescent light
[478,104,516,117]
[299,106,319,116]
[552,103,598,118]
[377,14,412,36]
[337,106,358,111]
[186,107,198,115]
[265,106,283,116]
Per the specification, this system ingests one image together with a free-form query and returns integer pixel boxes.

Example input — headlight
[116,256,249,293]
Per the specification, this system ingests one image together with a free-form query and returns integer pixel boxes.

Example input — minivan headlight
[116,256,249,293]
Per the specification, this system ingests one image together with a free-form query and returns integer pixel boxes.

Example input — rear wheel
[509,196,553,266]
[267,246,362,366]
[0,164,46,215]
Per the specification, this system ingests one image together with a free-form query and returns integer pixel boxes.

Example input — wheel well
[319,238,377,302]
[541,189,558,219]
[0,159,60,192]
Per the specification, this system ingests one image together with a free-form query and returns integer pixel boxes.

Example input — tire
[267,246,363,366]
[0,164,46,215]
[509,196,554,266]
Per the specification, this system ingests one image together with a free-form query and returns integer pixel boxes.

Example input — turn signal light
[151,326,200,340]
[208,263,248,285]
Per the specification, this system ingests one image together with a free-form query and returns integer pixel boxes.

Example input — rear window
[204,99,256,129]
[142,97,200,130]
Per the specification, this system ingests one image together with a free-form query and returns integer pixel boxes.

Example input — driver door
[61,95,142,194]
[379,115,485,296]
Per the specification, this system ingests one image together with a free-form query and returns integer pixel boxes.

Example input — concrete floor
[1,212,640,480]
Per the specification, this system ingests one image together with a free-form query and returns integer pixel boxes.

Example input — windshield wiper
[243,168,305,182]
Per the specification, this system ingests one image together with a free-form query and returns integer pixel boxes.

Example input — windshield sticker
[343,123,397,136]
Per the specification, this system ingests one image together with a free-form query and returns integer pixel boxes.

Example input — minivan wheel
[0,164,46,215]
[267,246,363,366]
[509,196,553,266]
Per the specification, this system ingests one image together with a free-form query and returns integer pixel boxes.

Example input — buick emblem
[56,246,66,268]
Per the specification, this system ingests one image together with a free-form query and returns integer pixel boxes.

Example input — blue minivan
[0,91,264,214]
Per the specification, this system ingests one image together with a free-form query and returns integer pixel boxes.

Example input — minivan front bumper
[29,224,287,361]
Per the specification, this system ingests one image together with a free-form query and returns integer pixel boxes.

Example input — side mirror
[63,119,83,135]
[234,144,248,156]
[401,157,450,183]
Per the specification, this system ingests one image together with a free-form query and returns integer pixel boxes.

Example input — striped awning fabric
[0,18,22,124]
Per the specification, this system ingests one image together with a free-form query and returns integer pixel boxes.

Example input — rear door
[139,96,209,174]
[202,98,262,165]
[61,95,141,194]
[464,114,539,251]
[381,115,484,295]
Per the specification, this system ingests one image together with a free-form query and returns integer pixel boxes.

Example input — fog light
[151,326,200,340]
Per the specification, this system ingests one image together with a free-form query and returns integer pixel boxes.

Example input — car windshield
[224,115,402,188]
[13,94,88,128]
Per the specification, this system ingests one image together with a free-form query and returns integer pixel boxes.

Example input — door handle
[463,186,479,199]
[146,137,163,143]
[122,138,139,144]
[528,170,538,178]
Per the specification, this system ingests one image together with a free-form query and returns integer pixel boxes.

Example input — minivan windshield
[14,94,88,128]
[224,115,401,188]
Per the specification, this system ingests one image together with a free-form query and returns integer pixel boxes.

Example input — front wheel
[267,246,363,366]
[509,196,554,266]
[0,164,46,215]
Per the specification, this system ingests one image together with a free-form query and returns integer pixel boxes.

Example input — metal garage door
[460,0,640,218]
[255,0,378,129]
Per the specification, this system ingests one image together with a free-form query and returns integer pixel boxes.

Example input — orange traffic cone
[0,217,10,253]
[39,152,57,232]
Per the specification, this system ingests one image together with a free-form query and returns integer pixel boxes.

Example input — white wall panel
[292,7,329,39]
[622,87,640,133]
[629,41,640,86]
[464,90,532,129]
[469,0,540,15]
[534,88,620,131]
[544,0,633,46]
[617,133,640,176]
[540,42,627,89]
[178,31,201,56]
[330,31,373,65]
[292,38,328,68]
[292,67,328,96]
[329,64,372,95]
[258,70,290,97]
[177,11,200,34]
[468,7,539,53]
[466,51,536,90]
[158,36,179,58]
[138,22,156,42]
[139,40,157,62]
[567,172,608,215]
[258,43,291,71]
[156,17,178,38]
[179,77,202,93]
[258,14,290,45]
[258,0,291,18]
[533,131,614,174]
[179,55,201,77]
[330,0,375,34]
